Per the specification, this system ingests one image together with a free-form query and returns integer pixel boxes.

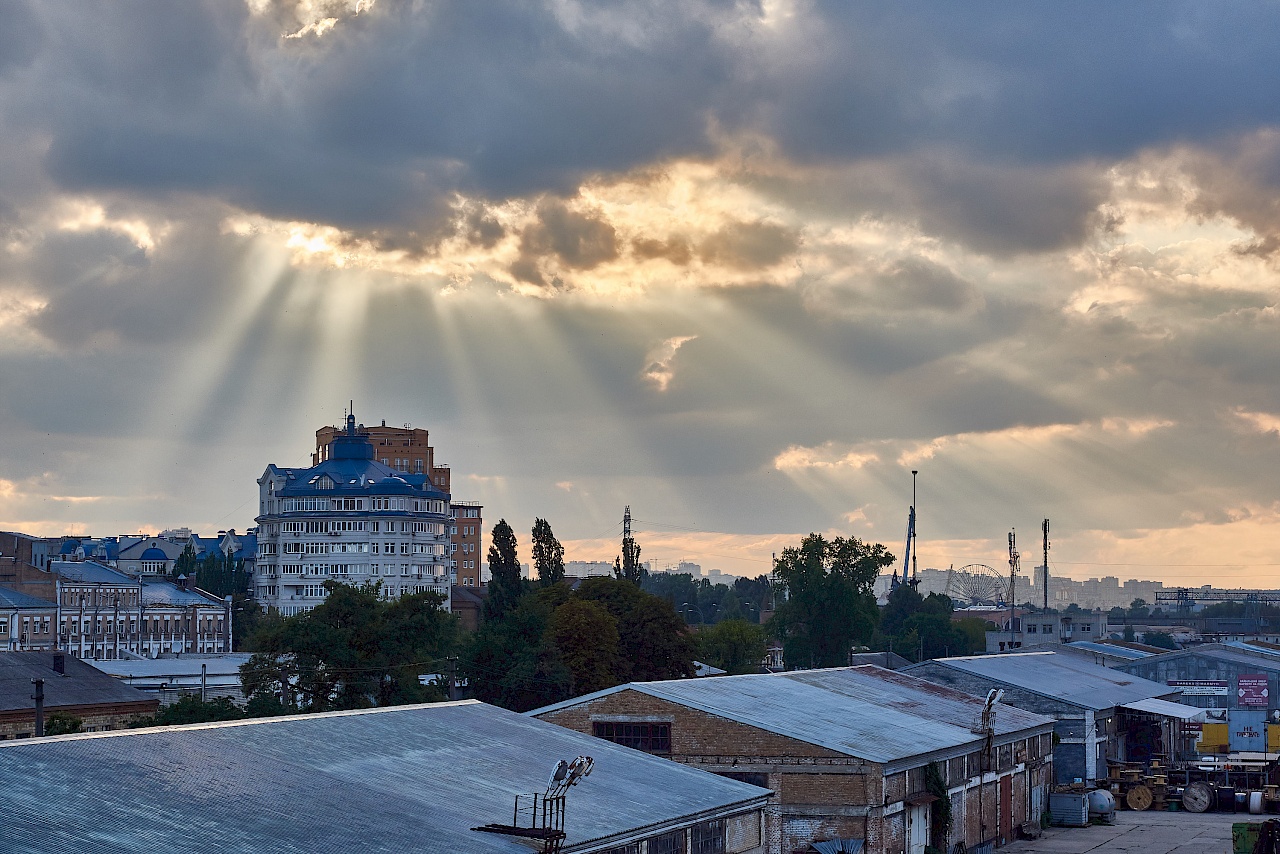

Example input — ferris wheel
[945,563,1012,607]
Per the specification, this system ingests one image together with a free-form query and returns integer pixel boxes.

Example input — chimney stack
[31,679,44,737]
[52,653,65,675]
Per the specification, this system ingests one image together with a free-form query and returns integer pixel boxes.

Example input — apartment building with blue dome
[254,414,453,615]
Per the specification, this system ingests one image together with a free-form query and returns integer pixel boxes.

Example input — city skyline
[3,4,1280,588]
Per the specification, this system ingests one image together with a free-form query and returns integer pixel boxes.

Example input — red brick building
[533,666,1055,854]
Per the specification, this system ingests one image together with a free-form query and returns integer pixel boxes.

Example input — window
[1042,624,1053,633]
[716,771,768,788]
[649,830,685,854]
[691,820,725,854]
[601,844,642,854]
[0,618,7,636]
[592,721,671,755]
[1081,623,1093,632]
[1026,624,1037,634]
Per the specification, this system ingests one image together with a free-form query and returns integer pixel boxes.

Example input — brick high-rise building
[314,420,485,589]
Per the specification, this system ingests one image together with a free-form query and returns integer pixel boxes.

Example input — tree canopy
[768,533,892,668]
[876,587,983,661]
[463,576,695,711]
[485,519,523,620]
[241,580,457,713]
[532,518,565,587]
[696,619,767,674]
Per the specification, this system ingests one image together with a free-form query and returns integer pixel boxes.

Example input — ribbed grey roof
[912,651,1177,711]
[0,701,768,854]
[0,651,155,713]
[140,579,222,606]
[532,666,1053,769]
[0,586,57,609]
[782,666,1052,739]
[48,560,135,585]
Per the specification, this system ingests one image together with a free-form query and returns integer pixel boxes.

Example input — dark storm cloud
[512,198,618,285]
[698,220,800,270]
[5,1,1279,256]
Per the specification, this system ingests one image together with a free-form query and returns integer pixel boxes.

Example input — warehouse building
[532,665,1055,854]
[1113,643,1280,753]
[0,700,769,854]
[906,651,1203,784]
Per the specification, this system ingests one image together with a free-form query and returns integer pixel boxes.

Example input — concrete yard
[1001,809,1250,853]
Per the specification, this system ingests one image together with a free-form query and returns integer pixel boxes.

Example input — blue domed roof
[140,547,168,561]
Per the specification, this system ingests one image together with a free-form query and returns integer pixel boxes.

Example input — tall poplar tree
[485,519,522,620]
[531,518,566,587]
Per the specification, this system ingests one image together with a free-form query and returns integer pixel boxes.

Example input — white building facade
[254,415,453,615]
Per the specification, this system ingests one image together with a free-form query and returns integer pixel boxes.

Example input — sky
[4,1,1280,587]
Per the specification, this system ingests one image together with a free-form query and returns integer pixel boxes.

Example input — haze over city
[3,2,1280,587]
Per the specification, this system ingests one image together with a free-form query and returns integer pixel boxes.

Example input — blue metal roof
[268,420,448,502]
[0,701,769,854]
[139,547,168,561]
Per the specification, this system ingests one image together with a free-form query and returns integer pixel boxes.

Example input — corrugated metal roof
[1118,643,1280,672]
[1066,641,1154,660]
[0,586,57,609]
[89,654,252,680]
[533,666,1053,769]
[0,701,768,854]
[141,579,223,606]
[782,666,1052,739]
[1120,697,1206,721]
[49,560,135,585]
[914,651,1177,711]
[0,651,155,713]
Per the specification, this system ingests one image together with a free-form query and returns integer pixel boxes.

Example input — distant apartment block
[314,420,484,589]
[258,415,453,615]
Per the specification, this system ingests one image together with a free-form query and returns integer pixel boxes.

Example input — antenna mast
[1007,530,1019,650]
[1042,519,1050,611]
[910,470,919,589]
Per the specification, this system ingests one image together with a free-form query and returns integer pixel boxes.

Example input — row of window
[276,497,446,513]
[600,822,726,854]
[273,563,448,578]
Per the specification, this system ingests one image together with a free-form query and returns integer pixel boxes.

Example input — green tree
[615,529,645,585]
[877,590,974,662]
[485,519,523,621]
[241,580,456,712]
[463,588,572,712]
[768,534,892,668]
[173,542,198,582]
[1128,598,1150,619]
[531,518,566,587]
[697,619,767,674]
[574,576,696,681]
[1143,631,1178,650]
[153,695,245,726]
[45,712,83,735]
[954,617,995,654]
[549,599,620,694]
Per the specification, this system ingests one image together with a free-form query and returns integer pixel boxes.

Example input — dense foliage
[768,534,892,668]
[642,572,772,625]
[463,575,695,712]
[695,619,767,674]
[531,517,565,587]
[241,581,457,713]
[876,587,985,661]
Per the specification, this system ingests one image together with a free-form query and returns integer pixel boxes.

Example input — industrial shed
[1113,643,1280,753]
[0,700,770,854]
[532,665,1055,854]
[905,651,1203,784]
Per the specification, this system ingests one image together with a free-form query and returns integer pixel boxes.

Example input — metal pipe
[31,678,44,737]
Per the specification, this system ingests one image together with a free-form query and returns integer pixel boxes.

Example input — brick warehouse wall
[536,690,1053,854]
[536,689,882,854]
[0,700,157,739]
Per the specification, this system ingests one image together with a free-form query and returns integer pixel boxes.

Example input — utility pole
[1042,519,1050,611]
[446,656,458,701]
[1007,530,1020,651]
